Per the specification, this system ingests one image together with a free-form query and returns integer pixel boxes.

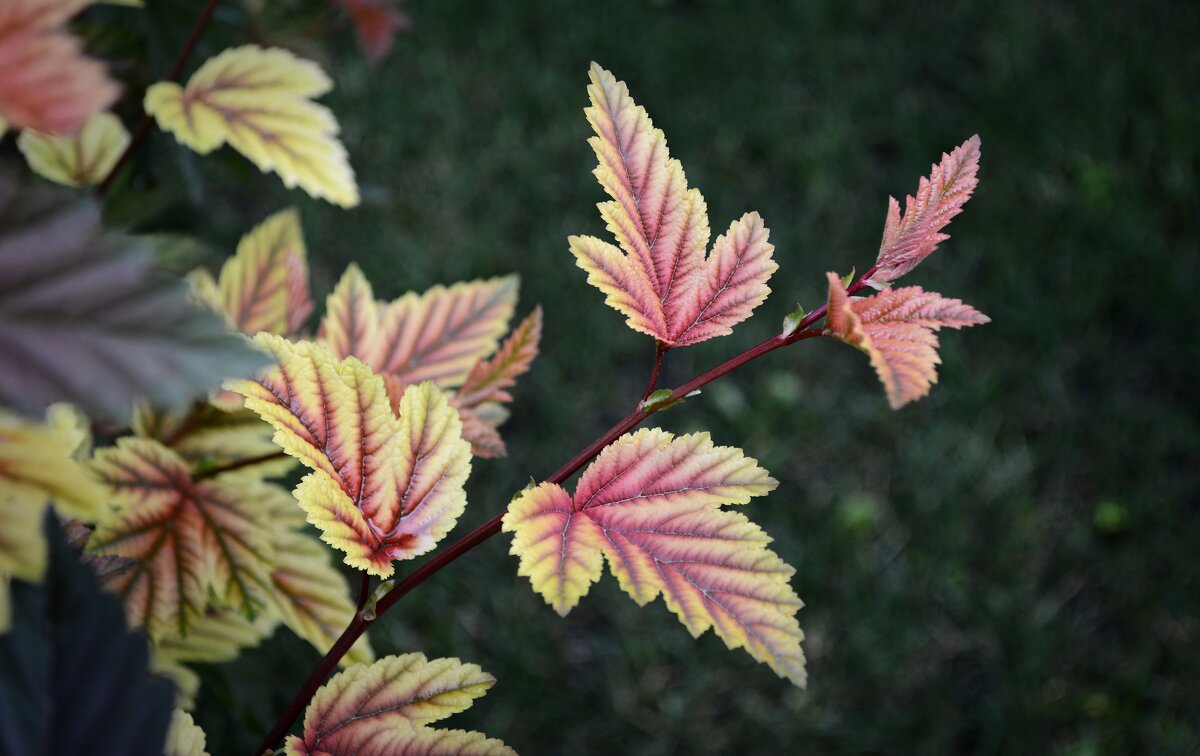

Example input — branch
[95,0,223,196]
[253,263,879,754]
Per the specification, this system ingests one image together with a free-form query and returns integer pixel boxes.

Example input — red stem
[95,0,222,196]
[640,344,667,401]
[354,572,371,615]
[253,263,878,754]
[192,450,286,481]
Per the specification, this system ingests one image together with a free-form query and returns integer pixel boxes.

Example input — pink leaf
[870,135,981,285]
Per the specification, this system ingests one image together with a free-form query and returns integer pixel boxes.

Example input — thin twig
[95,0,223,196]
[193,450,287,481]
[354,572,371,615]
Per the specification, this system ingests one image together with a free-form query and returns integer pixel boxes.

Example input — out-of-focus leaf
[332,0,412,64]
[0,177,267,420]
[0,0,120,134]
[504,427,805,686]
[284,653,513,756]
[571,64,777,347]
[132,400,295,478]
[0,513,174,755]
[17,111,129,186]
[164,709,209,756]
[145,45,359,207]
[824,273,989,409]
[87,438,276,639]
[188,208,313,338]
[0,405,105,631]
[229,334,471,577]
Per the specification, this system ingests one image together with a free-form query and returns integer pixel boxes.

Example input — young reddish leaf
[189,209,313,338]
[87,438,276,639]
[454,307,542,408]
[145,46,359,207]
[572,64,777,347]
[316,263,380,360]
[504,428,806,686]
[824,273,989,409]
[17,111,129,187]
[228,334,471,577]
[869,135,981,286]
[284,653,513,756]
[451,307,542,457]
[164,709,209,756]
[0,0,120,134]
[332,0,412,64]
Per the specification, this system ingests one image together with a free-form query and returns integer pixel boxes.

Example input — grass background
[81,0,1200,752]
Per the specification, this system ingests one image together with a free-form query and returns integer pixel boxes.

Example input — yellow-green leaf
[284,653,513,756]
[145,45,358,207]
[17,111,129,186]
[189,208,313,337]
[164,709,209,756]
[229,334,472,577]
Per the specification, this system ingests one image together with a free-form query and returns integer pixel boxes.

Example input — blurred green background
[79,0,1200,753]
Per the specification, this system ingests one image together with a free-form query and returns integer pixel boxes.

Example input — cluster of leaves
[0,1,989,750]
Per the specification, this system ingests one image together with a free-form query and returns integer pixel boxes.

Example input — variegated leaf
[504,428,805,686]
[451,307,542,457]
[87,438,276,639]
[164,709,209,756]
[284,653,513,756]
[869,135,981,286]
[571,63,777,347]
[228,334,471,577]
[189,208,313,338]
[320,267,519,389]
[0,0,120,134]
[17,111,129,187]
[824,273,989,409]
[145,45,358,207]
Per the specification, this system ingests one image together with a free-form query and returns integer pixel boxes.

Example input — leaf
[152,607,278,708]
[87,438,276,639]
[269,526,375,666]
[132,399,295,478]
[320,266,520,389]
[17,111,129,187]
[454,308,542,409]
[333,0,412,64]
[284,653,514,756]
[869,135,981,286]
[824,273,989,409]
[0,405,105,630]
[0,0,120,134]
[451,307,542,457]
[145,45,359,207]
[0,513,175,755]
[571,63,777,347]
[229,334,472,577]
[189,208,313,337]
[503,427,806,686]
[0,176,267,420]
[164,709,209,756]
